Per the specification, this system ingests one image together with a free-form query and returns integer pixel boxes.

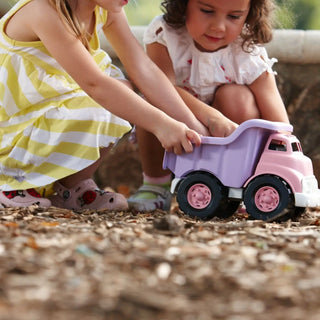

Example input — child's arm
[145,42,237,137]
[103,11,209,136]
[249,71,290,123]
[20,1,200,154]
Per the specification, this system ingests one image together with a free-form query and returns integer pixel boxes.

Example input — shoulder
[144,15,189,46]
[4,0,56,19]
[22,0,57,16]
[144,15,165,44]
[3,0,62,42]
[28,0,74,39]
[147,15,165,29]
[228,39,268,60]
[22,0,64,28]
[226,40,276,84]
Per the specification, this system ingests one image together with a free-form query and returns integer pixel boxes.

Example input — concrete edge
[266,30,320,64]
[100,27,320,64]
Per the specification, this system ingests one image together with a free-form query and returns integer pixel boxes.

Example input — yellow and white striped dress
[0,0,131,193]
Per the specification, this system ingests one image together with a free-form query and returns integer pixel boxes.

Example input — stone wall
[98,28,320,189]
[265,30,320,181]
[274,63,320,181]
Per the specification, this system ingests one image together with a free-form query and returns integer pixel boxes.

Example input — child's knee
[214,85,259,123]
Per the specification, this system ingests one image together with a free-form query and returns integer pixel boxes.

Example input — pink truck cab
[163,119,320,221]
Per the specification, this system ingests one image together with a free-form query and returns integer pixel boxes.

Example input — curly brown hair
[161,0,275,51]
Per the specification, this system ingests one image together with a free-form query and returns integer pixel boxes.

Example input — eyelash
[229,15,241,20]
[200,9,242,20]
[200,9,213,14]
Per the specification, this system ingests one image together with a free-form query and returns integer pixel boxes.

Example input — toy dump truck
[163,119,320,221]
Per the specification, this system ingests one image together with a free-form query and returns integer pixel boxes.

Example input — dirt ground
[1,204,320,320]
[1,141,320,320]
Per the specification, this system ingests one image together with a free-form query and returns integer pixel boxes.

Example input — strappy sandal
[0,189,51,208]
[127,185,173,211]
[49,178,128,211]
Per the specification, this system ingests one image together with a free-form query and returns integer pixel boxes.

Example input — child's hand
[189,118,210,136]
[207,114,238,137]
[155,119,201,155]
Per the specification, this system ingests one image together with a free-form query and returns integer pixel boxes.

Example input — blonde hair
[48,0,90,50]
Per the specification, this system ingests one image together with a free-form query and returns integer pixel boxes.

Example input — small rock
[153,214,184,232]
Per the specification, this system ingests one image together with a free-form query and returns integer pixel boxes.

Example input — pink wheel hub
[187,183,212,209]
[254,186,280,212]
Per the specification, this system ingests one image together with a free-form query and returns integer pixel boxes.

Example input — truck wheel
[215,199,241,219]
[244,175,292,221]
[176,173,222,219]
[276,206,305,222]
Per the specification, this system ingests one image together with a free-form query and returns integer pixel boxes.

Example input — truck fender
[244,173,298,196]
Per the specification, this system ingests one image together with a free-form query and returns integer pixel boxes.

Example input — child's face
[185,0,250,52]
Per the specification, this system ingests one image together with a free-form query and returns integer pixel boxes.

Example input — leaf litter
[0,205,320,320]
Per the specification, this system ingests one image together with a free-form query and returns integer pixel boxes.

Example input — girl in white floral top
[128,0,290,212]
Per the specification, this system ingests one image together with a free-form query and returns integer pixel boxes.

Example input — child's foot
[127,182,172,211]
[0,189,51,208]
[50,178,128,211]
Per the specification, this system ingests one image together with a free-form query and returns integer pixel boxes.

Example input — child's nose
[210,17,226,33]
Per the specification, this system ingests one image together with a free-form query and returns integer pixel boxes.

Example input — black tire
[244,175,293,221]
[214,198,241,219]
[276,206,306,222]
[176,172,223,219]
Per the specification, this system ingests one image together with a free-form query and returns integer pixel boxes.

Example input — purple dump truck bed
[163,119,293,188]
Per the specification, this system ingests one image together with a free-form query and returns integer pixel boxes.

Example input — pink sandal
[50,178,128,211]
[0,189,51,208]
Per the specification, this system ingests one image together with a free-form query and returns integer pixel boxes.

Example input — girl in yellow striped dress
[0,0,205,210]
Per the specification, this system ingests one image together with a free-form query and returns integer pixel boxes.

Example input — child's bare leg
[58,147,110,188]
[214,84,259,124]
[135,127,169,177]
[214,84,259,214]
[127,126,172,211]
[50,146,128,210]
